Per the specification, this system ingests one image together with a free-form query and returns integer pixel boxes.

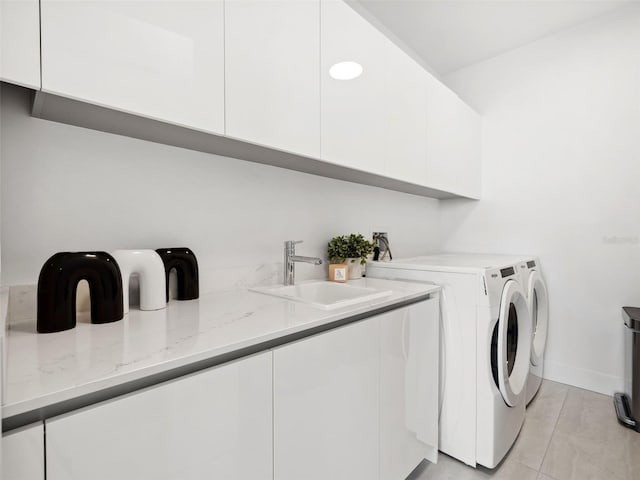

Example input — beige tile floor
[411,380,640,480]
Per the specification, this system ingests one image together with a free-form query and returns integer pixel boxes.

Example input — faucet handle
[285,240,304,247]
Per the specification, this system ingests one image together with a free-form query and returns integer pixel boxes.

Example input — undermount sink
[251,281,393,310]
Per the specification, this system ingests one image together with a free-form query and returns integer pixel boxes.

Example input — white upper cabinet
[384,53,429,185]
[31,0,480,199]
[0,0,40,88]
[320,0,393,175]
[46,353,273,480]
[425,73,482,199]
[40,0,225,134]
[225,0,320,158]
[320,0,428,184]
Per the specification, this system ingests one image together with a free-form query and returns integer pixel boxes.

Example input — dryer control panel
[481,266,522,308]
[500,267,515,278]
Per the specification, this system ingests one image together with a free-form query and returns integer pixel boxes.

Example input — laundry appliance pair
[366,253,549,469]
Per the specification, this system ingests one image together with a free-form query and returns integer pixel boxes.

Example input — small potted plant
[327,233,375,280]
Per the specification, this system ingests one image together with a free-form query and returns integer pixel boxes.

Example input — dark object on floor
[614,306,640,432]
[155,248,200,301]
[37,252,124,333]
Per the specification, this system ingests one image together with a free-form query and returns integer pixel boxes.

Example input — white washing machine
[424,254,550,405]
[450,254,549,404]
[367,255,532,469]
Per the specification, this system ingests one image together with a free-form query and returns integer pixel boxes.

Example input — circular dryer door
[496,280,532,407]
[529,270,549,366]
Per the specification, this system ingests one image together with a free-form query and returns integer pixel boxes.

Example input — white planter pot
[346,258,363,280]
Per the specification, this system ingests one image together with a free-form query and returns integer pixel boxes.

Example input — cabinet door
[320,0,394,175]
[426,74,482,199]
[40,0,224,134]
[385,53,428,185]
[2,423,45,480]
[0,0,40,88]
[321,0,428,184]
[380,298,439,480]
[46,352,273,480]
[225,0,320,158]
[274,318,380,480]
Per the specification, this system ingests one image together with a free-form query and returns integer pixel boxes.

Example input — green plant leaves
[327,233,375,265]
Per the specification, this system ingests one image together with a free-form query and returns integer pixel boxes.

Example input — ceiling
[355,0,633,75]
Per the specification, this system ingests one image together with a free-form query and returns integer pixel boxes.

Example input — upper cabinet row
[0,0,40,89]
[41,0,226,134]
[0,0,481,199]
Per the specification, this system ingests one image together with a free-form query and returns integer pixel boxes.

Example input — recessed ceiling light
[329,61,363,80]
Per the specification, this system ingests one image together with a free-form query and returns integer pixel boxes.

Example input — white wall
[441,6,640,395]
[6,5,637,397]
[0,84,440,293]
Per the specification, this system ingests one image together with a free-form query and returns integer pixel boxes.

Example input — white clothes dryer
[367,256,532,469]
[516,258,549,404]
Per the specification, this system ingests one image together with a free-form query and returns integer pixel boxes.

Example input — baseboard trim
[543,359,624,396]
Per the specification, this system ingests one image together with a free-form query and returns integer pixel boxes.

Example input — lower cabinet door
[2,423,45,480]
[273,318,380,480]
[46,352,273,480]
[380,299,440,479]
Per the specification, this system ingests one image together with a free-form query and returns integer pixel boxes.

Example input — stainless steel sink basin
[251,281,392,310]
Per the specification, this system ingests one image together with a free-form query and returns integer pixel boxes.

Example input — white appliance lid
[369,254,527,272]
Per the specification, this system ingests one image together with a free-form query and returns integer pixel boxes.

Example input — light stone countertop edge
[2,278,440,421]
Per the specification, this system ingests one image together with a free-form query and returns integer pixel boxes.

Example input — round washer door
[497,279,532,407]
[528,270,549,366]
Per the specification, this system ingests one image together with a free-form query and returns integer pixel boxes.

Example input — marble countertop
[2,278,439,421]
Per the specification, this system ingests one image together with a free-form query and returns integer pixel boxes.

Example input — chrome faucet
[284,240,323,286]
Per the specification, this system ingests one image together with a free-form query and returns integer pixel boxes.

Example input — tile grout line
[536,386,571,478]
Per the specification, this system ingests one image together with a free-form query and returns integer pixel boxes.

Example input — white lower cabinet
[274,299,439,480]
[45,352,273,480]
[274,317,380,480]
[380,299,439,480]
[2,423,45,480]
[24,301,437,480]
